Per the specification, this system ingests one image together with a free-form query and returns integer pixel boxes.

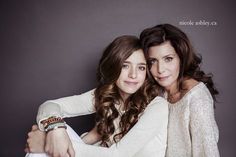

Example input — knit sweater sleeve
[189,88,220,157]
[72,96,168,157]
[36,89,95,130]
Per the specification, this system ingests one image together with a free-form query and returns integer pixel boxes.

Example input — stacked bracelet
[41,116,67,132]
[45,122,67,133]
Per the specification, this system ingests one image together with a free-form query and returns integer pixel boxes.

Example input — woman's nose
[157,62,165,74]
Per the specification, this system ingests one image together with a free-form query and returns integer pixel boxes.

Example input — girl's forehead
[125,49,146,64]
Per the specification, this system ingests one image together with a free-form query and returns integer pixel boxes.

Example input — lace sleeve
[189,88,220,157]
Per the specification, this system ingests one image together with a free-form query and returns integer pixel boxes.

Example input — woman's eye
[139,66,146,71]
[122,64,129,69]
[165,57,173,62]
[149,59,157,65]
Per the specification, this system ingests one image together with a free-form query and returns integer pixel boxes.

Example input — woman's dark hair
[140,24,218,102]
[94,35,156,146]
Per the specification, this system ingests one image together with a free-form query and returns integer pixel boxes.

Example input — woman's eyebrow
[162,53,176,58]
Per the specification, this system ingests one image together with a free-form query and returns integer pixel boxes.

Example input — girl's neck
[119,91,130,102]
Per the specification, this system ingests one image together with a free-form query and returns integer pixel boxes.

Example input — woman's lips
[157,76,169,81]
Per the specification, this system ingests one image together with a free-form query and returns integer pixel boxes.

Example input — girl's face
[116,49,147,100]
[148,41,180,92]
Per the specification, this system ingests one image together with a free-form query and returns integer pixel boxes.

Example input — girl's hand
[45,128,75,157]
[25,125,46,153]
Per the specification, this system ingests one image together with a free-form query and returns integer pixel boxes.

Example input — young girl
[140,24,220,157]
[25,35,168,157]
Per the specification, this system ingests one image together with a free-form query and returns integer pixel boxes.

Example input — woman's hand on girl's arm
[25,125,46,153]
[45,128,75,157]
[81,126,101,145]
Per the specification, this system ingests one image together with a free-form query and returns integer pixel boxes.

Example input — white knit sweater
[37,89,169,157]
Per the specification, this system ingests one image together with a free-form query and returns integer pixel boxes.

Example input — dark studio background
[1,0,235,156]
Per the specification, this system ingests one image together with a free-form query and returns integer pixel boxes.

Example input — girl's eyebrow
[124,61,147,65]
[136,62,147,65]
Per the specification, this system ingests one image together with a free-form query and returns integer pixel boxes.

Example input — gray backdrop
[1,0,235,156]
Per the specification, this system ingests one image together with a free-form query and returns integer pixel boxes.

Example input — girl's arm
[71,96,169,157]
[33,89,95,157]
[37,89,95,131]
[189,87,220,157]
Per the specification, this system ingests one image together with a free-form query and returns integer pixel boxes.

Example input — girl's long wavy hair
[94,35,157,147]
[140,24,219,103]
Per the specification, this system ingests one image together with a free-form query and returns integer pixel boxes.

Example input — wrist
[45,122,67,133]
[41,116,67,133]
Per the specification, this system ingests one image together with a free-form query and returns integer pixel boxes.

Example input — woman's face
[116,49,147,100]
[148,41,180,92]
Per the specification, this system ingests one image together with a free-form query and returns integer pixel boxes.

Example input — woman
[25,35,168,157]
[140,23,220,157]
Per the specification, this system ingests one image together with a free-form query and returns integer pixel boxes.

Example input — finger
[44,144,50,154]
[68,144,75,157]
[24,143,30,153]
[27,131,32,137]
[24,147,30,153]
[45,143,53,156]
[31,125,38,131]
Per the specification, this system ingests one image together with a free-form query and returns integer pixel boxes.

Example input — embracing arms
[37,89,95,130]
[72,96,169,157]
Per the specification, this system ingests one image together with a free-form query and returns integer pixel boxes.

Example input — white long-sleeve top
[166,82,220,157]
[37,89,169,157]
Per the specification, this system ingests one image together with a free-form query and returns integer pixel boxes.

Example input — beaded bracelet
[41,116,65,130]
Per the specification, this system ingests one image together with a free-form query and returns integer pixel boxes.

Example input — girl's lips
[124,81,139,85]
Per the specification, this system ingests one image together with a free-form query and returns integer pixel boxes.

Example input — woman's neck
[165,81,179,96]
[165,82,181,103]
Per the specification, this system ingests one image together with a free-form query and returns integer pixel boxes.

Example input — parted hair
[140,24,218,102]
[94,35,157,147]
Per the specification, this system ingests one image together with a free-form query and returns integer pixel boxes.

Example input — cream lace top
[165,82,220,157]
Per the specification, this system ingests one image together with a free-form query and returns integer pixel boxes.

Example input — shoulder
[184,82,214,112]
[183,78,199,91]
[183,79,211,100]
[79,88,96,96]
[139,96,169,128]
[146,96,169,114]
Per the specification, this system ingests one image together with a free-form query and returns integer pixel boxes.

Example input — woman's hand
[25,125,46,153]
[45,127,75,157]
[81,126,101,144]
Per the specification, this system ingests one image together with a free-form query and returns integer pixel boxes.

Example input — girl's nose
[128,67,137,79]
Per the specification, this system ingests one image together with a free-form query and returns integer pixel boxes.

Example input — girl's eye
[139,66,146,71]
[165,57,173,62]
[122,64,129,69]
